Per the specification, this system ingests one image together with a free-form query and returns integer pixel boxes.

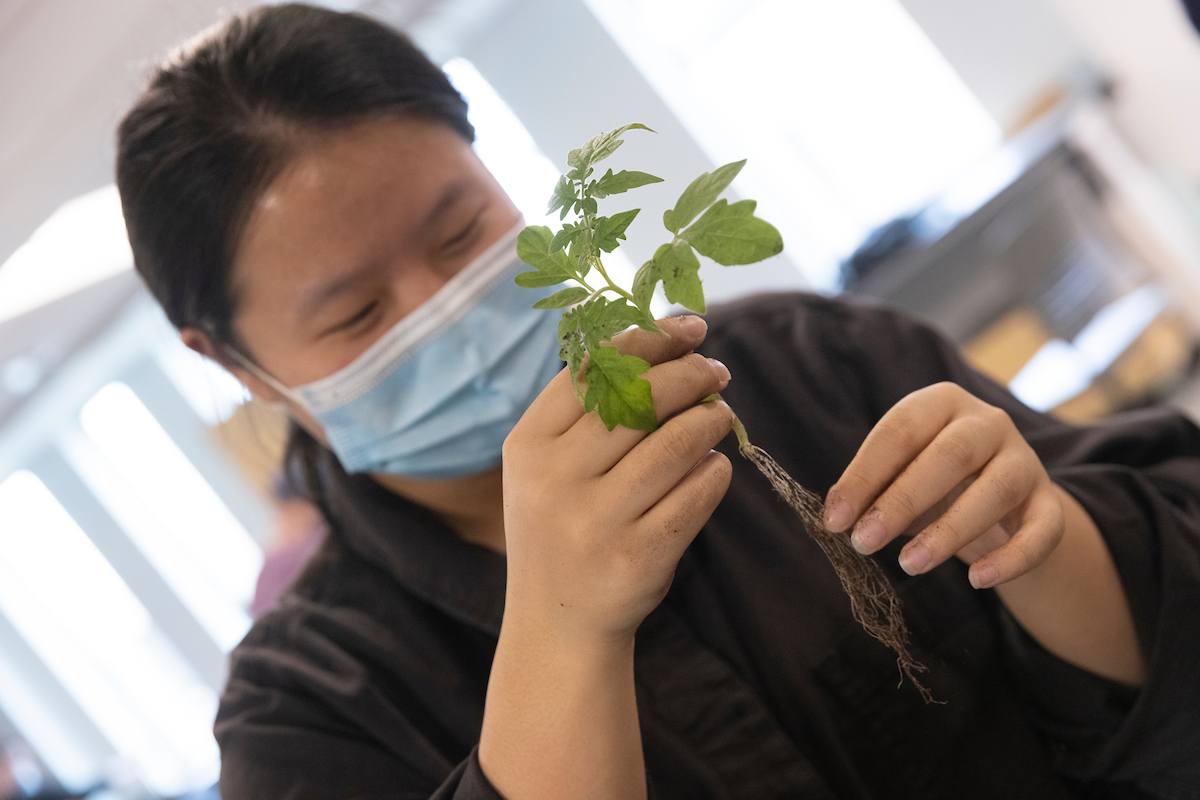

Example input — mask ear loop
[222,345,307,409]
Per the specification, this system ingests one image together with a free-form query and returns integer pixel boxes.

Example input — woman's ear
[179,327,288,405]
[179,327,332,447]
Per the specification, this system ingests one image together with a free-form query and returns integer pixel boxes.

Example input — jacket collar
[324,464,507,637]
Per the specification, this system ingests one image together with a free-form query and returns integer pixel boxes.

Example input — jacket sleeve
[214,597,510,800]
[832,296,1200,793]
[216,675,507,800]
[707,293,1200,793]
[429,749,506,800]
[1009,420,1200,796]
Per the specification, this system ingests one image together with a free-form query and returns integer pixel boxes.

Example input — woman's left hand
[824,381,1065,590]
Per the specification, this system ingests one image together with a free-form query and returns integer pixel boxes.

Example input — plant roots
[737,442,936,703]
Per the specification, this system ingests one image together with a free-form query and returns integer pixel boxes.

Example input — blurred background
[3,0,1200,796]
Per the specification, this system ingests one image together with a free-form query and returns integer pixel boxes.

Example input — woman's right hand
[480,314,733,800]
[500,313,735,645]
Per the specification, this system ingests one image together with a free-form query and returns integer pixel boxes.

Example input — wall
[0,0,446,271]
[463,0,808,301]
[6,0,1200,285]
[896,0,1084,129]
[897,0,1200,183]
[1051,0,1200,180]
[0,0,270,269]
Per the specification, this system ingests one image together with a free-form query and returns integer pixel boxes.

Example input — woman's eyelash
[444,215,481,249]
[336,302,377,332]
[322,213,485,338]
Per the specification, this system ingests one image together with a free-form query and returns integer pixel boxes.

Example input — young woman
[116,5,1200,798]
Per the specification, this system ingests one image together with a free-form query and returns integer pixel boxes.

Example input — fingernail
[825,500,853,533]
[899,543,931,575]
[851,519,886,554]
[680,315,707,336]
[707,358,731,382]
[970,564,998,590]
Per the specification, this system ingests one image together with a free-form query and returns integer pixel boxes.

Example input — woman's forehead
[257,117,476,217]
[233,117,481,292]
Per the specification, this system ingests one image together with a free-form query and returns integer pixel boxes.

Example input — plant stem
[592,259,634,300]
[602,279,638,305]
[576,273,599,295]
[572,179,641,309]
[731,413,751,451]
[704,392,751,452]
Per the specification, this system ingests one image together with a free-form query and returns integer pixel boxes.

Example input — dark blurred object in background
[842,101,1199,422]
[1184,0,1200,33]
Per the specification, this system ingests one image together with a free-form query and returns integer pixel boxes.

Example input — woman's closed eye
[441,212,483,254]
[324,301,380,337]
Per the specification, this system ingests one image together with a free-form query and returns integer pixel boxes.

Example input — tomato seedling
[515,123,781,431]
[517,124,932,701]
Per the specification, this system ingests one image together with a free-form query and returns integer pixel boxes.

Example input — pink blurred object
[249,497,326,618]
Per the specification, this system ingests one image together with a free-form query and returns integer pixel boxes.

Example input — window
[444,56,662,312]
[0,185,131,325]
[585,0,1001,288]
[444,57,563,231]
[0,171,268,794]
[0,471,220,796]
[78,382,261,652]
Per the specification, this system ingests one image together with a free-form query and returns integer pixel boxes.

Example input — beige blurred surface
[963,299,1195,423]
[209,400,291,500]
[962,308,1055,385]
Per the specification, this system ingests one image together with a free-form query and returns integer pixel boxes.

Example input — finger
[896,450,1038,576]
[967,488,1064,589]
[611,314,709,365]
[825,382,968,532]
[633,449,732,562]
[513,365,582,439]
[607,400,736,516]
[566,352,730,473]
[850,414,1006,554]
[520,315,709,438]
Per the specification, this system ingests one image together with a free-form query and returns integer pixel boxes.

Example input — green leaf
[583,344,656,432]
[632,258,660,310]
[566,123,655,171]
[592,169,664,199]
[655,241,706,314]
[557,307,587,402]
[515,226,577,288]
[567,229,596,273]
[548,176,577,220]
[662,159,746,234]
[550,223,581,254]
[592,209,640,253]
[534,286,589,309]
[575,197,599,216]
[679,199,782,265]
[579,296,658,350]
[558,306,585,371]
[516,272,571,289]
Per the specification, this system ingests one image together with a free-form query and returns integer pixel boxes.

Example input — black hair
[116,3,475,517]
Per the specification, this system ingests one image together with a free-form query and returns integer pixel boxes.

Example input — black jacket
[215,293,1200,799]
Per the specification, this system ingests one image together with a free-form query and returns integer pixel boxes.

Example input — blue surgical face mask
[233,222,565,479]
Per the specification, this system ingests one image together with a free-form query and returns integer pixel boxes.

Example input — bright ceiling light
[0,185,132,324]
